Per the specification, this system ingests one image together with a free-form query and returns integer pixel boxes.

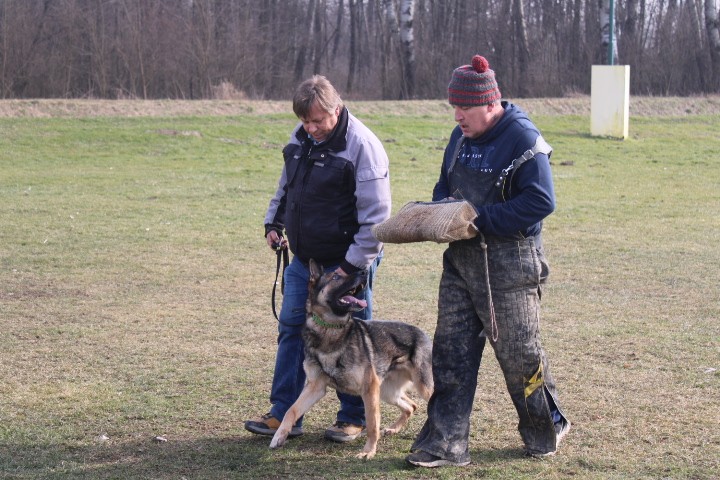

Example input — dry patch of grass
[1,95,720,119]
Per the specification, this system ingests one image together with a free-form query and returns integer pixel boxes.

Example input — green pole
[608,0,615,65]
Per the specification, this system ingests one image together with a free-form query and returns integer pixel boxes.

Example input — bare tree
[622,0,640,68]
[347,0,359,93]
[294,0,316,84]
[399,0,415,98]
[706,0,720,89]
[332,0,345,62]
[1,0,53,97]
[313,0,325,74]
[255,1,279,96]
[379,0,398,98]
[706,0,720,48]
[512,0,531,97]
[0,0,719,99]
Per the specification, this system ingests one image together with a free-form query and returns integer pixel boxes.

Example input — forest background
[2,0,720,101]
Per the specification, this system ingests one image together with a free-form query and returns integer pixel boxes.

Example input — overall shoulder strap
[495,135,552,188]
[447,135,465,177]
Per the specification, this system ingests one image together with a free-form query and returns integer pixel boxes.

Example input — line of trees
[1,0,718,100]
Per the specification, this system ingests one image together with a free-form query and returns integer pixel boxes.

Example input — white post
[591,65,630,139]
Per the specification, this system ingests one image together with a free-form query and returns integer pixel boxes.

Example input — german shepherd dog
[269,259,434,459]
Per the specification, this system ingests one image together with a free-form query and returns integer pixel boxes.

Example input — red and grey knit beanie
[448,55,501,107]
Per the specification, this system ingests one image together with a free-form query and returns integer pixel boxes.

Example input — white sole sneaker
[406,452,470,468]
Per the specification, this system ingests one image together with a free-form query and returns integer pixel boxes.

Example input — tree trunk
[381,0,398,99]
[513,0,531,97]
[332,0,345,62]
[706,0,720,90]
[494,1,512,94]
[294,0,315,84]
[623,0,639,56]
[347,0,358,93]
[313,0,324,74]
[399,0,415,99]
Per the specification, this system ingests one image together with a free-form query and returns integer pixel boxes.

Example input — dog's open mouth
[337,283,367,311]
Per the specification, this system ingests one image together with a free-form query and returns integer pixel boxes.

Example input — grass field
[1,100,718,479]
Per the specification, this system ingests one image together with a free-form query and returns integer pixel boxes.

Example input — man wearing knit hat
[406,55,570,468]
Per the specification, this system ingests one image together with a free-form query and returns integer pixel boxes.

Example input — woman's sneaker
[244,413,303,437]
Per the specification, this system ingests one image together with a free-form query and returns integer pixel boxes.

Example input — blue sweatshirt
[432,102,555,238]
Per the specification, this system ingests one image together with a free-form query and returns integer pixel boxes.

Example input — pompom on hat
[448,55,502,107]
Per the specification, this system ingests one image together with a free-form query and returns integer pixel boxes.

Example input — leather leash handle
[271,247,289,320]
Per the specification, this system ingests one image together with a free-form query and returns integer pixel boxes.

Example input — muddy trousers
[412,236,567,462]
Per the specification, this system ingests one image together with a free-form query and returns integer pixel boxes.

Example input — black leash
[271,246,289,320]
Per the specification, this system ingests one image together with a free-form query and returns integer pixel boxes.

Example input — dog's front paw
[355,450,376,460]
[269,431,288,449]
[355,441,377,460]
[382,427,399,436]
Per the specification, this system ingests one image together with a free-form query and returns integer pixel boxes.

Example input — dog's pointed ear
[308,258,323,282]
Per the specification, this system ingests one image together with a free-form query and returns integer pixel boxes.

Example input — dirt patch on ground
[0,96,718,118]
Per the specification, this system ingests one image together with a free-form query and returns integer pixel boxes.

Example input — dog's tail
[414,336,434,400]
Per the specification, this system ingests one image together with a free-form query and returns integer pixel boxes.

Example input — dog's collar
[311,313,345,329]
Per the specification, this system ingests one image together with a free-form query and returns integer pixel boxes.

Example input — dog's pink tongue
[343,296,368,309]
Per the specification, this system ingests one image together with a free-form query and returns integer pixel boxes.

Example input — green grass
[1,106,719,479]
